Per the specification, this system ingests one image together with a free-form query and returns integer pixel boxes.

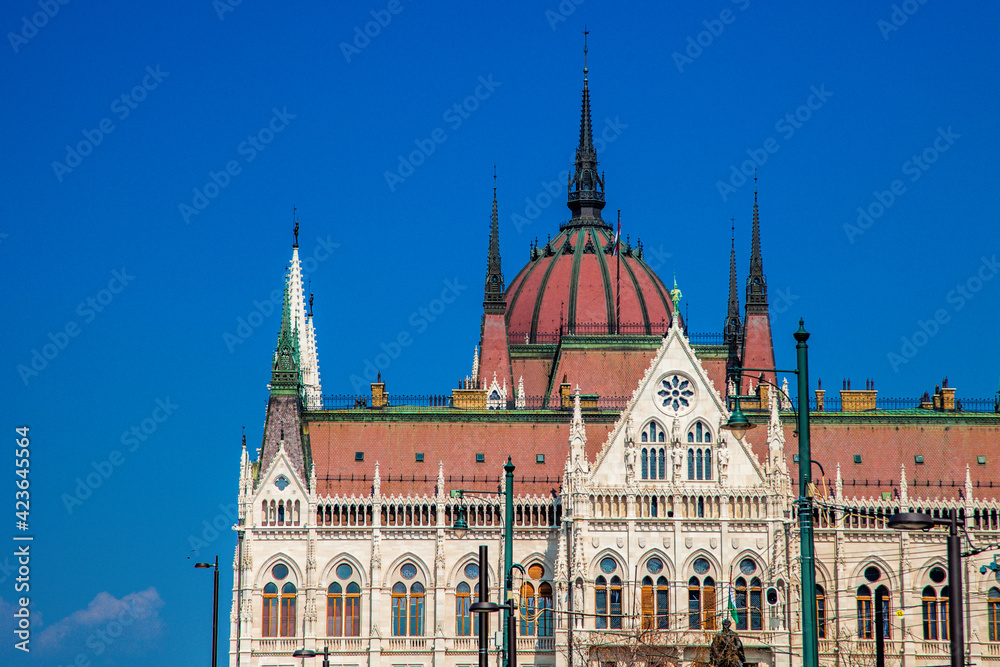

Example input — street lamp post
[888,511,966,667]
[722,320,818,667]
[194,555,220,667]
[453,458,518,667]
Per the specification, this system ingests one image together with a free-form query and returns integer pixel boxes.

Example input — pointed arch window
[409,582,425,636]
[922,585,948,640]
[688,574,716,630]
[640,422,667,480]
[735,578,748,630]
[858,584,891,639]
[328,582,343,636]
[538,583,553,636]
[596,576,608,629]
[263,582,279,637]
[391,582,408,636]
[642,576,670,630]
[816,585,826,638]
[750,577,763,630]
[520,583,536,636]
[989,588,1000,641]
[457,582,472,636]
[687,422,713,480]
[279,582,296,637]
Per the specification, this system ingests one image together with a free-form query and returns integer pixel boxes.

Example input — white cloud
[0,588,165,662]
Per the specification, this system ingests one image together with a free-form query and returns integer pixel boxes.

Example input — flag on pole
[612,219,620,256]
[728,582,739,623]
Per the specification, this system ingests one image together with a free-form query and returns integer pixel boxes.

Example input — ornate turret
[477,176,514,400]
[271,280,301,393]
[567,32,607,226]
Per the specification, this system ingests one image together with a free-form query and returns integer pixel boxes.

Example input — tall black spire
[567,29,607,226]
[746,175,768,312]
[724,219,743,393]
[484,169,506,315]
[724,219,743,343]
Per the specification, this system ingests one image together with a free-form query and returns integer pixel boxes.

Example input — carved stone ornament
[662,537,671,549]
[684,537,693,549]
[731,537,740,549]
[616,536,624,548]
[592,536,599,548]
[756,537,766,549]
[710,537,718,549]
[638,536,646,548]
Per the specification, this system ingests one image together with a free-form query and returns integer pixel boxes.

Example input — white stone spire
[471,346,479,386]
[288,246,322,408]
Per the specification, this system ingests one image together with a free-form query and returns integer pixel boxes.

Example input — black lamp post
[194,555,220,667]
[467,544,521,667]
[292,645,331,666]
[887,511,965,667]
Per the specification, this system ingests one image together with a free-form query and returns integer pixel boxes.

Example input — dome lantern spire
[567,29,607,226]
[484,166,506,315]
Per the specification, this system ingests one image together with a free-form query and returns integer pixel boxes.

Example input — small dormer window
[274,475,290,491]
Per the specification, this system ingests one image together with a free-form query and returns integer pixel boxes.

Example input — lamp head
[887,512,936,531]
[293,649,318,657]
[721,405,756,440]
[194,562,213,569]
[452,505,469,538]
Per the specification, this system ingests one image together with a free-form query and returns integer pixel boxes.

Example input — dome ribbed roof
[505,226,673,343]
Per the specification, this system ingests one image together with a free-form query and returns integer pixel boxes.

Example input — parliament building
[228,54,1000,667]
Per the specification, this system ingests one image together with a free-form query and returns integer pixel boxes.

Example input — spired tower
[740,181,776,392]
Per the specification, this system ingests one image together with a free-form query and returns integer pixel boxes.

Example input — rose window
[657,374,694,414]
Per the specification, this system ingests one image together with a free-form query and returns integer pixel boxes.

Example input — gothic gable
[589,323,767,488]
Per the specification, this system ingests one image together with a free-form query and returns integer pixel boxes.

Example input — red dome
[505,224,674,343]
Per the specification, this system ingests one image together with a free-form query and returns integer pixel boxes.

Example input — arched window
[858,584,891,639]
[688,574,716,630]
[922,586,940,639]
[857,585,873,639]
[280,582,296,637]
[816,585,826,639]
[705,449,712,480]
[643,574,670,630]
[596,576,608,629]
[538,583,553,636]
[875,585,891,639]
[696,449,703,480]
[345,582,360,636]
[263,582,278,637]
[328,563,361,637]
[520,583,536,636]
[735,578,748,630]
[750,577,763,630]
[658,449,665,479]
[609,576,623,629]
[391,582,407,636]
[989,588,1000,642]
[456,582,472,636]
[688,449,695,479]
[409,582,425,636]
[641,449,648,479]
[327,582,343,636]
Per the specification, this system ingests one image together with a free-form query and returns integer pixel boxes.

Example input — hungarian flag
[728,583,739,623]
[612,220,621,256]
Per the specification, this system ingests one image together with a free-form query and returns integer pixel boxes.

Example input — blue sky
[2,0,998,664]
